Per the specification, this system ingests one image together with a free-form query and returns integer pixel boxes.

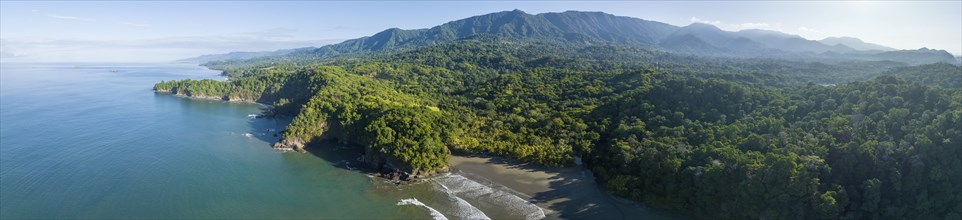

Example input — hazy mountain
[292,10,677,58]
[176,47,315,63]
[868,47,958,65]
[658,33,728,55]
[820,36,896,51]
[190,10,956,65]
[762,35,854,53]
[661,25,855,56]
[665,23,738,47]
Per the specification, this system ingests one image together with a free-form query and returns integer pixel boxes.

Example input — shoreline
[155,90,269,107]
[158,81,674,219]
[448,154,679,220]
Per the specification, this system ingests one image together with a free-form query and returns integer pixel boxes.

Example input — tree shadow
[242,114,365,172]
[245,113,290,145]
[456,153,684,220]
[237,112,683,219]
[302,140,367,172]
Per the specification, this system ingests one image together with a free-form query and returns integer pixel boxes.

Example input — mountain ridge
[184,10,957,65]
[175,47,316,63]
[820,36,896,51]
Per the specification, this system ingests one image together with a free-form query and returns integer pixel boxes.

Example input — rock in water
[272,137,306,152]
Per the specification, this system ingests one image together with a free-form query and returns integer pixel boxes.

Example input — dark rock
[272,137,306,152]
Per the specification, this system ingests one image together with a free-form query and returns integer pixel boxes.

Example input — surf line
[433,175,491,220]
[397,198,448,220]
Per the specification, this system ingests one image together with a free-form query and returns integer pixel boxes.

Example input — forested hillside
[199,10,957,70]
[156,11,962,220]
[880,62,962,88]
[590,75,961,219]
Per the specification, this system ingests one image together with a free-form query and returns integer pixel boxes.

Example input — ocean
[0,63,544,219]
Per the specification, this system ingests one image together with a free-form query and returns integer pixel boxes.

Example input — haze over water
[0,63,543,219]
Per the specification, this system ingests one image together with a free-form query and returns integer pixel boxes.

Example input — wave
[434,174,545,220]
[433,179,491,220]
[397,198,448,220]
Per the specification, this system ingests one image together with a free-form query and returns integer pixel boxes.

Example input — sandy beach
[449,154,680,220]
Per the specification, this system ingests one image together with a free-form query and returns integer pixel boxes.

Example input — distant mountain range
[179,10,958,65]
[175,47,315,63]
[819,36,895,52]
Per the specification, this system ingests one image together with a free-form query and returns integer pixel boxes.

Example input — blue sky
[1,1,960,62]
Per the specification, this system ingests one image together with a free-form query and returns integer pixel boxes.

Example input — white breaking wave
[243,133,253,138]
[397,198,448,220]
[433,179,491,220]
[435,174,546,220]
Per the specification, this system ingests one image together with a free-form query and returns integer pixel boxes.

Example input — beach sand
[449,154,679,220]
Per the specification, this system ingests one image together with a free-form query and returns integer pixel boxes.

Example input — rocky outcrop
[370,162,450,184]
[156,89,259,104]
[272,137,307,152]
[227,96,256,103]
[272,120,450,184]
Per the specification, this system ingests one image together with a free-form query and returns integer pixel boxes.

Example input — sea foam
[433,180,491,220]
[435,173,546,220]
[397,198,448,220]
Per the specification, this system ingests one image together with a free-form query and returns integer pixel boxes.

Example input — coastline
[156,71,672,219]
[154,67,267,107]
[449,154,679,220]
[155,90,267,106]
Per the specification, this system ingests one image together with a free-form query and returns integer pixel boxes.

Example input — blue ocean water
[1,63,555,219]
[0,63,608,219]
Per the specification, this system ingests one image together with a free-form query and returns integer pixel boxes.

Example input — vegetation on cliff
[157,36,961,219]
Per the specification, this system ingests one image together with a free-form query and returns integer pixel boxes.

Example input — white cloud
[798,26,821,33]
[0,36,341,62]
[45,14,94,21]
[119,22,151,27]
[736,22,770,29]
[0,47,23,58]
[690,17,774,31]
[690,17,721,25]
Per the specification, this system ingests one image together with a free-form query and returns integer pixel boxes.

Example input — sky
[1,1,960,62]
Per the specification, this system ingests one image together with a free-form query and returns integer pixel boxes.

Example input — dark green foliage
[154,68,324,115]
[590,76,962,219]
[881,62,962,88]
[157,35,961,219]
[284,67,451,171]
